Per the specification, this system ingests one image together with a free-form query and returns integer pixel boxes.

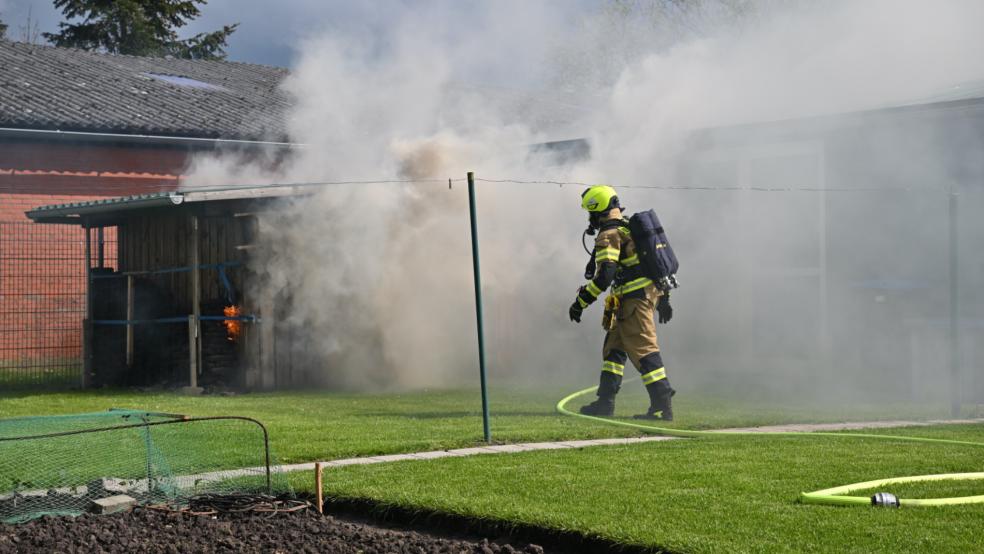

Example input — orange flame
[223,305,242,341]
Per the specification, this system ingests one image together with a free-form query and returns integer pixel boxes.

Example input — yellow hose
[557,383,984,507]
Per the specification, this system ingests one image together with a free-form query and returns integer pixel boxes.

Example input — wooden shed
[0,41,295,389]
[26,186,308,391]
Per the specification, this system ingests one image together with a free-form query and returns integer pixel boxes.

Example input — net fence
[0,409,292,523]
[0,221,116,389]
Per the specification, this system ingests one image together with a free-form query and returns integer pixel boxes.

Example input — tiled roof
[0,40,291,141]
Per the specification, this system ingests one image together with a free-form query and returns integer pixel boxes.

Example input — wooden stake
[314,462,324,515]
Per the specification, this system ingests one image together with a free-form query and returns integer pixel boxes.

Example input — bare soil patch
[0,506,547,554]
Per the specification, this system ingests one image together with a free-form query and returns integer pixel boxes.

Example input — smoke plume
[186,0,984,404]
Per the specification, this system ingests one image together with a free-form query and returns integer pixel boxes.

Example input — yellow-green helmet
[581,185,619,213]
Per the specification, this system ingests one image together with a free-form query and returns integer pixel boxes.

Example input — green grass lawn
[0,388,640,464]
[2,386,972,454]
[3,386,983,550]
[0,385,974,464]
[0,365,79,390]
[294,424,984,553]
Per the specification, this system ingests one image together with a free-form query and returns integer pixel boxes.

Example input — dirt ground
[0,507,547,554]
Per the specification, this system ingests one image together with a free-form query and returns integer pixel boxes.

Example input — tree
[43,0,238,60]
[19,7,44,45]
[0,17,8,40]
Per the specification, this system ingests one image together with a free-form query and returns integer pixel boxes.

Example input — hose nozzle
[871,492,900,508]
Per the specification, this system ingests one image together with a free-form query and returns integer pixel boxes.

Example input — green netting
[0,409,182,438]
[0,410,292,523]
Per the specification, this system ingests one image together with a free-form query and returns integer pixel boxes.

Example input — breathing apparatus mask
[579,185,621,278]
[581,204,622,279]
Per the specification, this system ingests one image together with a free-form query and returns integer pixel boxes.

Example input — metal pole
[949,187,960,417]
[188,315,199,389]
[467,172,492,443]
[82,222,92,389]
[97,226,105,269]
[126,275,134,368]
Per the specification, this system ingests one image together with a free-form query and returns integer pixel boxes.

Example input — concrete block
[447,447,500,456]
[87,477,146,495]
[370,454,417,463]
[89,494,137,514]
[557,441,595,448]
[487,444,527,453]
[409,451,453,460]
[514,442,571,451]
[179,386,204,396]
[566,439,612,447]
[329,457,384,467]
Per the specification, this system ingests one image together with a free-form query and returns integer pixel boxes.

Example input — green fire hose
[557,384,984,507]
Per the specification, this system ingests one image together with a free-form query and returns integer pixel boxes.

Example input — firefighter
[568,185,675,420]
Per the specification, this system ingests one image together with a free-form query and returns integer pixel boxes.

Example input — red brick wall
[0,140,189,365]
[0,211,84,362]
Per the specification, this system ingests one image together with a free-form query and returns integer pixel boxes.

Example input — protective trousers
[595,287,674,416]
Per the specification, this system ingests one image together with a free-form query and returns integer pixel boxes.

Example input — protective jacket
[575,216,659,311]
[574,212,674,420]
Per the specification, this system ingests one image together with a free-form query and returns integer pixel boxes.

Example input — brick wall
[0,141,188,377]
[0,194,116,366]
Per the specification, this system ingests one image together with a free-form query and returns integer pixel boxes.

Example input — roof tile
[0,41,291,141]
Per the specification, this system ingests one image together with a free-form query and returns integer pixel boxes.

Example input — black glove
[583,258,596,280]
[656,294,673,324]
[569,301,583,323]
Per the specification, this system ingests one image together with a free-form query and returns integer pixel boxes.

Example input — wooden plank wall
[117,207,248,311]
[116,202,269,387]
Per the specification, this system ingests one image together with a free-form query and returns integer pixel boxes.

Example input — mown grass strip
[297,427,984,553]
[2,387,969,464]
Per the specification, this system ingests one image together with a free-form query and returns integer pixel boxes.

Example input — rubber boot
[580,371,621,416]
[633,381,675,421]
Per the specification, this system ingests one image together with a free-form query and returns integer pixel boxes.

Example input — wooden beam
[189,214,201,388]
[315,463,324,515]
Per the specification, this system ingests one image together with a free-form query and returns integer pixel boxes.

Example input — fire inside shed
[25,186,308,391]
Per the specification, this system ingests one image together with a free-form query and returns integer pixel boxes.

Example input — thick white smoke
[590,0,984,185]
[186,0,984,401]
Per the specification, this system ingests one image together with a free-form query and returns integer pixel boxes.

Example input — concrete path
[176,436,678,488]
[176,417,984,489]
[717,417,984,433]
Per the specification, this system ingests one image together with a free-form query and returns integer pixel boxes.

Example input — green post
[949,186,960,418]
[467,171,492,443]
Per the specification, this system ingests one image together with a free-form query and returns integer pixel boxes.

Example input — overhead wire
[8,173,960,199]
[170,176,954,195]
[472,177,952,194]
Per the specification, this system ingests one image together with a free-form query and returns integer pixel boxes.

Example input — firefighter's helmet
[581,185,619,213]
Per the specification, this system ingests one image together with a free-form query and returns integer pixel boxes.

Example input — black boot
[580,397,615,416]
[580,371,621,416]
[633,381,675,421]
